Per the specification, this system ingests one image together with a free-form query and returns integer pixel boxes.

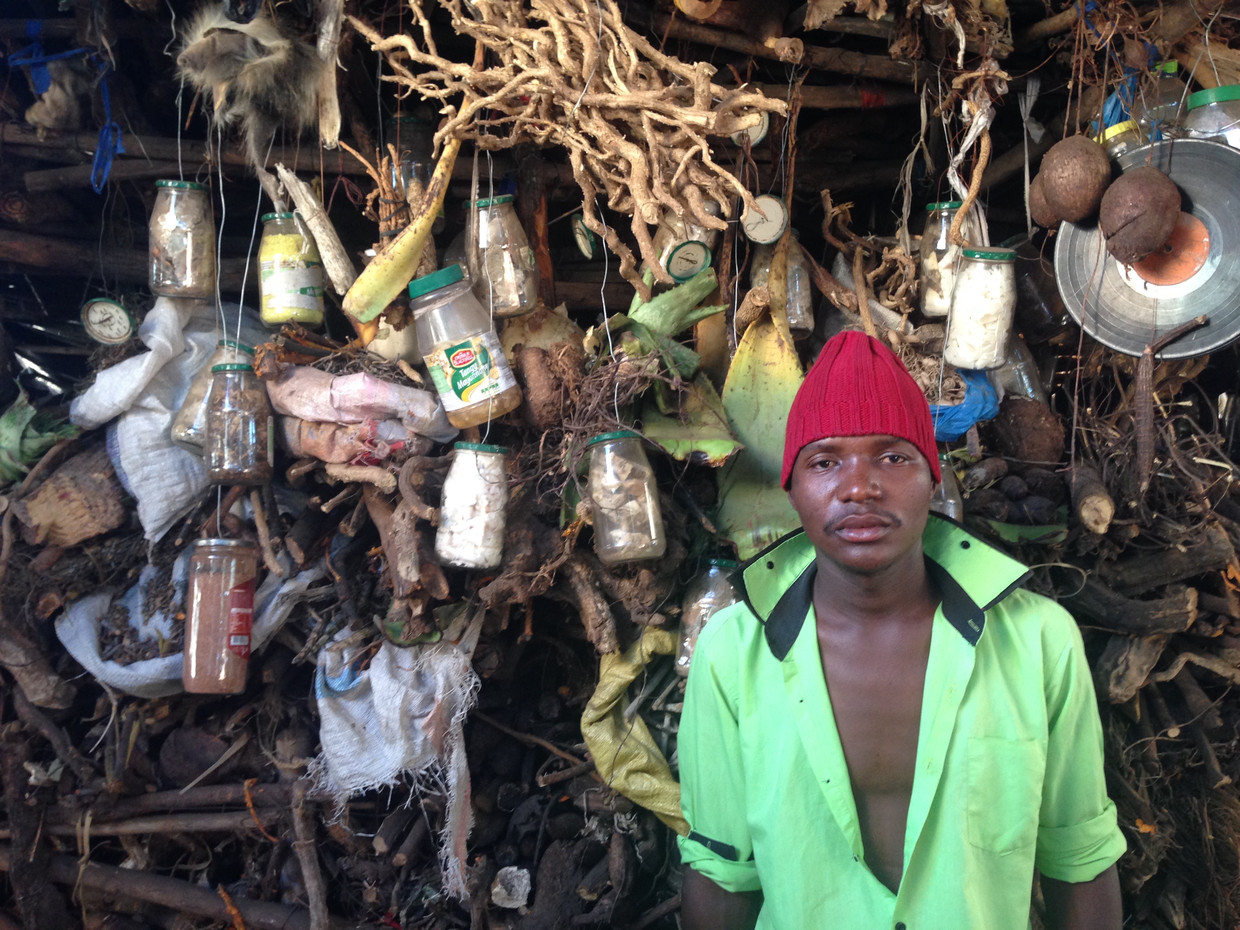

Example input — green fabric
[677,518,1126,930]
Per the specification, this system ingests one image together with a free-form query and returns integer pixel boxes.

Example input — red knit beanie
[781,330,941,488]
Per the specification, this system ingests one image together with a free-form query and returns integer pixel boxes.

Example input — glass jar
[149,180,216,299]
[1009,238,1069,344]
[409,264,523,429]
[184,538,257,694]
[171,339,255,450]
[1183,85,1240,148]
[258,212,325,328]
[465,195,539,318]
[943,248,1016,370]
[749,231,814,337]
[675,559,739,676]
[386,117,444,236]
[204,363,274,485]
[1130,62,1189,140]
[930,458,965,521]
[587,430,666,565]
[651,201,722,282]
[435,442,509,569]
[919,201,981,319]
[989,333,1048,404]
[1096,119,1144,162]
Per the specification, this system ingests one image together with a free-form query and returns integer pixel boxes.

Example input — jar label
[260,260,325,320]
[424,332,517,412]
[226,580,254,659]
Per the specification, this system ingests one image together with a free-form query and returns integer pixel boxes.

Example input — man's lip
[833,513,893,530]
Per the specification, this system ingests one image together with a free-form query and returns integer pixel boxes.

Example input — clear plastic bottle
[930,459,965,521]
[409,264,523,429]
[466,195,539,318]
[989,334,1048,404]
[944,248,1016,370]
[435,442,509,569]
[1131,62,1189,141]
[675,559,739,676]
[149,180,216,299]
[258,212,325,328]
[386,116,445,235]
[749,232,814,337]
[919,201,981,319]
[1009,238,1069,345]
[184,538,257,694]
[171,339,255,450]
[1096,119,1145,162]
[1183,85,1240,148]
[204,363,274,485]
[587,430,666,564]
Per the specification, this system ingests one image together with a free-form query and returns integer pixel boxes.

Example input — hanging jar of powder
[587,430,666,564]
[184,538,257,694]
[676,559,739,676]
[171,339,255,450]
[204,363,274,485]
[918,201,981,319]
[149,180,216,299]
[943,248,1017,370]
[258,212,325,328]
[435,442,509,569]
[465,195,539,318]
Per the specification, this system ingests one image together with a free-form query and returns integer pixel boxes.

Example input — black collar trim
[754,555,1027,659]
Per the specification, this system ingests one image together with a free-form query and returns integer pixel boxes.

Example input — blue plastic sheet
[930,369,999,441]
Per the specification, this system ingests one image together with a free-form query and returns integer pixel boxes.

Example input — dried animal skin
[25,59,90,134]
[177,6,325,166]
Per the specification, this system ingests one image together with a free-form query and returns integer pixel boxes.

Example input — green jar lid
[1187,84,1240,110]
[157,179,206,191]
[211,363,254,373]
[588,429,641,446]
[472,195,515,208]
[218,339,256,354]
[408,264,465,299]
[261,212,296,222]
[962,247,1015,261]
[454,441,509,455]
[706,558,739,569]
[1155,60,1180,75]
[925,200,964,211]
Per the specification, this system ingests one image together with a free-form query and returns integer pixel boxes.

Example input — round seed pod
[1036,135,1112,223]
[1098,166,1182,264]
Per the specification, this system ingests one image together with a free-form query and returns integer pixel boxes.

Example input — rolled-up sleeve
[677,611,762,892]
[1035,610,1128,881]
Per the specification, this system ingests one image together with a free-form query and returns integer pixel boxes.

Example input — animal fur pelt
[25,59,91,134]
[177,5,325,167]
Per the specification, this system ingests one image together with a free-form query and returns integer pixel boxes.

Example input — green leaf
[716,314,804,560]
[0,390,76,485]
[627,268,725,337]
[641,373,742,466]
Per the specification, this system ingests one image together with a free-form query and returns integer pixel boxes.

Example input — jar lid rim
[193,538,255,548]
[218,339,256,353]
[961,247,1016,260]
[211,363,255,372]
[408,263,466,298]
[156,179,207,190]
[454,441,509,454]
[1098,119,1140,143]
[706,557,740,568]
[925,200,964,210]
[588,429,642,445]
[261,211,297,222]
[1187,84,1240,108]
[471,195,516,207]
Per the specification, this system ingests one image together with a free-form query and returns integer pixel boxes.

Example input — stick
[1069,463,1114,535]
[11,688,94,782]
[0,810,280,839]
[250,490,286,577]
[0,846,349,930]
[291,780,331,930]
[324,464,397,492]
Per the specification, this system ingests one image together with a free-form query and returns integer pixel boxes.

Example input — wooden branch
[0,847,351,930]
[292,780,331,930]
[23,160,183,193]
[1094,633,1173,703]
[1070,464,1114,535]
[0,604,75,709]
[1059,578,1196,636]
[1099,522,1235,596]
[750,83,918,110]
[0,810,280,839]
[1172,666,1223,731]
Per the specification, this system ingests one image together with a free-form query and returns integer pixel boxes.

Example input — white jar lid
[741,194,788,244]
[81,298,135,344]
[731,111,770,147]
[665,240,712,280]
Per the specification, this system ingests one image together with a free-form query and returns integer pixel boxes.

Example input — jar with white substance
[435,442,509,569]
[587,430,666,564]
[149,180,216,299]
[918,202,980,319]
[466,195,539,318]
[943,248,1016,370]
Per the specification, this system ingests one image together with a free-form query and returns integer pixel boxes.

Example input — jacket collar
[736,514,1032,660]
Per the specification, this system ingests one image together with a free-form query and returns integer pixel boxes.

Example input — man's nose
[838,458,882,499]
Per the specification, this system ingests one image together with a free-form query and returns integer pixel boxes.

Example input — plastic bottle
[1130,62,1189,140]
[149,180,216,299]
[919,202,981,319]
[587,430,666,564]
[184,538,257,694]
[930,459,965,521]
[466,195,539,318]
[1183,85,1240,148]
[204,363,274,485]
[749,232,814,337]
[171,340,255,450]
[944,248,1016,370]
[435,442,509,569]
[258,212,325,328]
[675,559,739,676]
[409,264,523,429]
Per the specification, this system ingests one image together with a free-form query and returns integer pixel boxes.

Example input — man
[677,330,1126,929]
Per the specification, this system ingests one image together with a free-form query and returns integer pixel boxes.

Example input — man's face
[786,434,936,577]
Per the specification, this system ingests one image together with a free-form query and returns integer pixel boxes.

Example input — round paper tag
[741,194,788,244]
[731,111,770,147]
[81,298,135,344]
[665,241,711,280]
[572,214,598,259]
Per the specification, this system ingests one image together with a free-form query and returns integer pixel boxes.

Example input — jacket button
[895,924,907,930]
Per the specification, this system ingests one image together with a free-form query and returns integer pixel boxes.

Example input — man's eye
[883,453,908,464]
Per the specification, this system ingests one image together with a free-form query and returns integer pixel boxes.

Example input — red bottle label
[227,580,254,659]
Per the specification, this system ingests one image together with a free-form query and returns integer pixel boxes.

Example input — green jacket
[678,515,1126,929]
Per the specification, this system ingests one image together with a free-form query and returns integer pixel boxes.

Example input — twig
[291,779,331,930]
[250,490,286,576]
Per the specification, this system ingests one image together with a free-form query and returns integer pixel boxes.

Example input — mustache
[823,508,902,532]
